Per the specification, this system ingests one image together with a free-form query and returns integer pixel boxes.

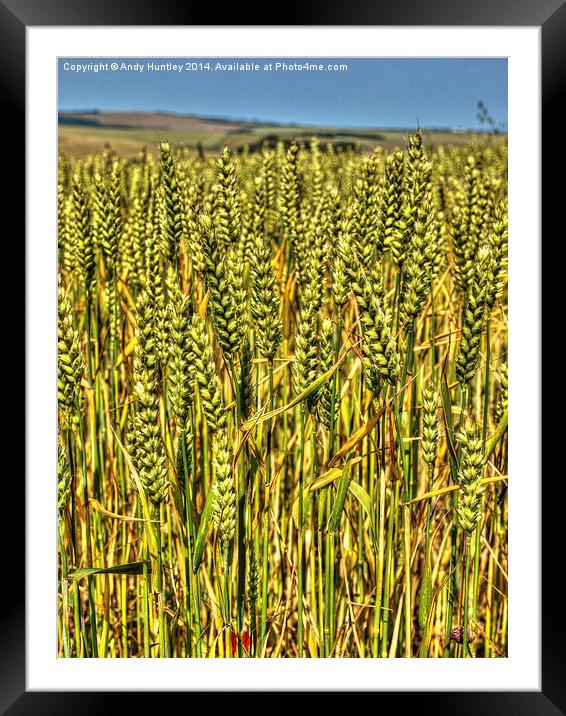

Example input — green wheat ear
[280,141,305,284]
[158,140,183,266]
[121,195,146,292]
[379,149,405,255]
[293,304,319,414]
[58,434,72,508]
[332,206,355,310]
[451,155,484,295]
[456,245,491,385]
[212,427,236,559]
[421,382,439,466]
[484,201,508,312]
[58,279,86,422]
[183,180,206,278]
[239,338,255,422]
[250,230,282,362]
[248,550,259,611]
[399,156,435,325]
[392,130,427,268]
[166,268,193,432]
[495,360,508,424]
[215,145,241,249]
[457,421,485,533]
[225,241,248,350]
[352,151,380,265]
[301,224,328,314]
[340,237,399,396]
[60,195,76,277]
[143,219,168,367]
[130,290,169,506]
[319,318,339,430]
[200,213,242,361]
[70,171,95,291]
[188,313,226,436]
[98,160,123,269]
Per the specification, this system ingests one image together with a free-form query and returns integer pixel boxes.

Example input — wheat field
[57,131,508,658]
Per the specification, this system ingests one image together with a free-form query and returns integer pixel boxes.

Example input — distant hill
[58,110,503,158]
[59,110,257,134]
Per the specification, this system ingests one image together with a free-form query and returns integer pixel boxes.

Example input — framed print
[5,0,557,710]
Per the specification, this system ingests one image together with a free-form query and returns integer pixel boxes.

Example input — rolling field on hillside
[58,111,502,157]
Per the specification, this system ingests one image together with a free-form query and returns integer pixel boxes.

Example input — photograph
[57,55,508,659]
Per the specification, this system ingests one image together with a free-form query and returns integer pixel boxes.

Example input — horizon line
[58,108,506,133]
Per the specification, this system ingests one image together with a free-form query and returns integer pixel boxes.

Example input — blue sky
[58,57,507,130]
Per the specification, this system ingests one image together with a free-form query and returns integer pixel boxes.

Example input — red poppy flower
[231,630,251,654]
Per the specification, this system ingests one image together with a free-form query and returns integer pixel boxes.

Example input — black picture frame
[8,0,555,711]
